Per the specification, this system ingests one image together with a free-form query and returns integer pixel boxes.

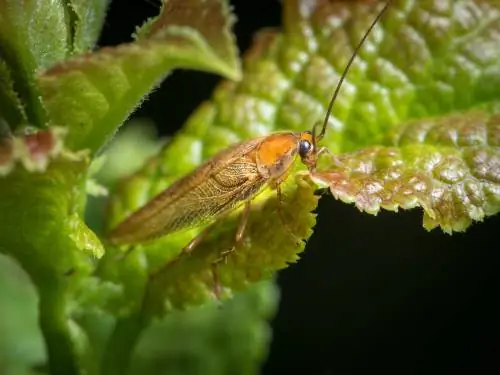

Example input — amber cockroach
[108,1,392,268]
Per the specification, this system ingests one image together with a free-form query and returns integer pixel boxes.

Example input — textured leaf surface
[0,0,69,128]
[312,110,500,233]
[38,0,240,154]
[0,128,103,266]
[0,0,70,70]
[103,0,500,317]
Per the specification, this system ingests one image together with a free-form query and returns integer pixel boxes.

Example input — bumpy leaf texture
[103,0,500,316]
[313,111,500,232]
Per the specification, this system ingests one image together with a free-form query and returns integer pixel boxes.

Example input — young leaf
[0,0,71,129]
[38,0,241,154]
[312,110,500,233]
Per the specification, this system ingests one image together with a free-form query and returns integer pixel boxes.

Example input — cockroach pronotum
[108,0,393,277]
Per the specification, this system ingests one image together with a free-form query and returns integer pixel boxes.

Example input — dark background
[99,1,500,374]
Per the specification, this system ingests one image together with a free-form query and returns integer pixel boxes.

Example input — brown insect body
[109,131,314,245]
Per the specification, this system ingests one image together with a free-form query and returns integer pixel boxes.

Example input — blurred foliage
[0,1,499,375]
[0,255,44,375]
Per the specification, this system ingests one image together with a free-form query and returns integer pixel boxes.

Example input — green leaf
[0,0,72,129]
[280,0,500,152]
[0,0,70,70]
[0,255,45,375]
[74,281,278,375]
[128,281,278,375]
[0,127,103,263]
[312,110,500,233]
[38,0,241,154]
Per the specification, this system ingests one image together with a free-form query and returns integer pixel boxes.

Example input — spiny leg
[211,200,252,300]
[214,200,252,265]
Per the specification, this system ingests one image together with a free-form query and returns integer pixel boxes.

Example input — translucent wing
[108,138,267,245]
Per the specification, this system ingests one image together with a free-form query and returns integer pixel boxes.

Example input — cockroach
[108,0,392,274]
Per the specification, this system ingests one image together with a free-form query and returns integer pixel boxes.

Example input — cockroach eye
[298,140,312,159]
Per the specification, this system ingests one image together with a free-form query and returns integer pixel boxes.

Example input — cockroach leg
[276,184,301,246]
[316,146,332,157]
[211,200,252,300]
[213,200,252,265]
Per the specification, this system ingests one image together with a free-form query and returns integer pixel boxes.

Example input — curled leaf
[312,110,500,233]
[38,0,241,154]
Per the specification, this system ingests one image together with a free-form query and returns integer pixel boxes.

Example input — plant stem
[38,283,80,375]
[100,314,148,375]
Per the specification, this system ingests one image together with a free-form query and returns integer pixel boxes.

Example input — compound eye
[298,140,312,158]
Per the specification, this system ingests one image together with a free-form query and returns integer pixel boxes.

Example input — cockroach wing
[109,138,268,245]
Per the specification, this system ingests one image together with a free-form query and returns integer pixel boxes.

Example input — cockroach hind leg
[213,200,251,265]
[210,200,252,300]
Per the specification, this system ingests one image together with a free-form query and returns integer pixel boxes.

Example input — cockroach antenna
[312,0,393,148]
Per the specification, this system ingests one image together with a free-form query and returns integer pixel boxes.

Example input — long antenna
[314,0,393,143]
